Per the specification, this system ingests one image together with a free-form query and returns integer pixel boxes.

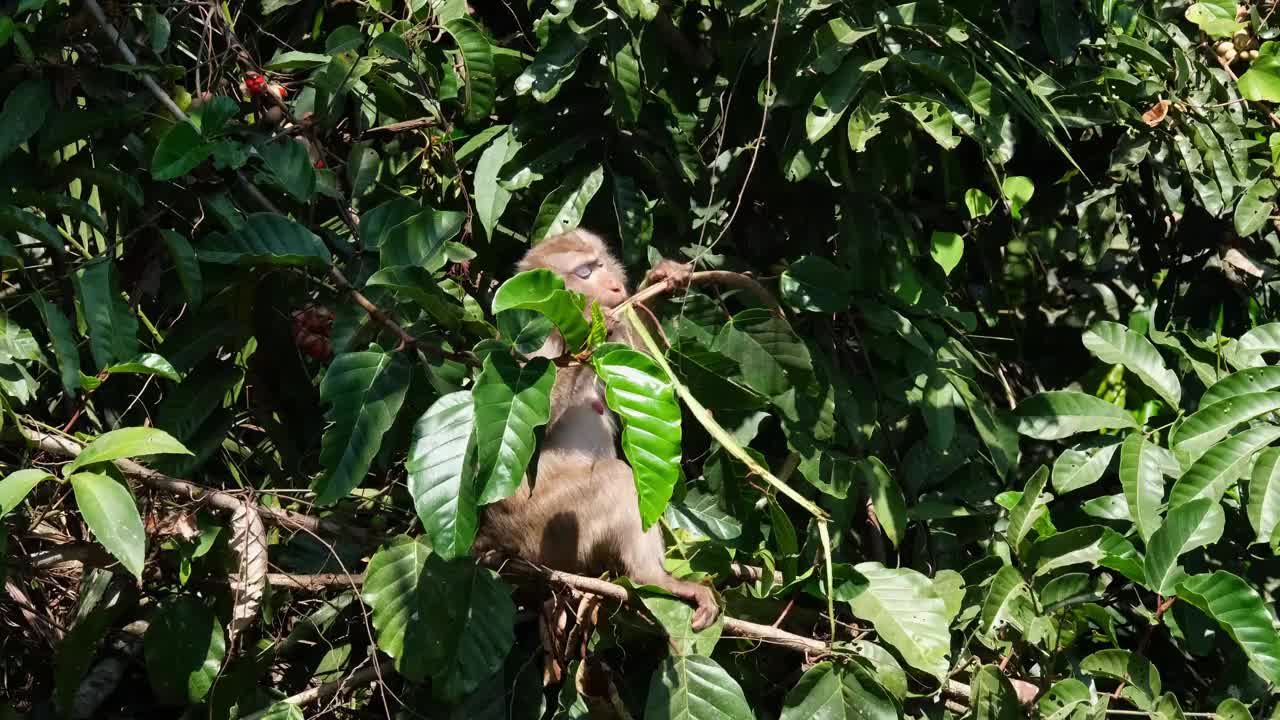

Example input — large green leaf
[844,562,950,679]
[258,139,316,202]
[444,18,496,124]
[1176,571,1280,684]
[471,353,555,504]
[69,472,146,579]
[778,660,899,720]
[979,565,1033,637]
[1007,465,1051,552]
[638,592,723,657]
[0,204,65,257]
[514,22,592,103]
[1015,391,1137,440]
[1167,426,1280,510]
[780,256,853,313]
[1202,367,1280,407]
[1239,42,1280,101]
[419,553,516,699]
[1052,438,1120,494]
[143,596,226,703]
[34,294,81,399]
[1248,448,1280,545]
[858,457,907,549]
[313,350,411,505]
[158,229,203,308]
[359,197,421,251]
[362,536,433,680]
[1231,322,1280,367]
[77,259,140,369]
[0,79,53,163]
[1081,649,1161,710]
[0,469,53,516]
[1234,178,1277,236]
[971,664,1021,720]
[66,427,192,475]
[473,131,513,240]
[491,269,589,352]
[1082,321,1181,408]
[531,164,604,242]
[713,308,814,398]
[199,213,331,267]
[665,489,743,541]
[1030,525,1146,584]
[1170,392,1280,456]
[406,392,478,560]
[379,209,464,271]
[595,348,683,529]
[152,123,214,181]
[1144,498,1225,596]
[805,55,885,142]
[1119,432,1165,542]
[644,655,753,720]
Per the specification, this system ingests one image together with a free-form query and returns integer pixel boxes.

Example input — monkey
[474,229,719,631]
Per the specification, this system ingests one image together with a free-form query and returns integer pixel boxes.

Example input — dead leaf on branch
[228,499,268,648]
[1143,99,1171,126]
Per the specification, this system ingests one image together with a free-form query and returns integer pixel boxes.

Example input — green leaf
[1234,178,1277,236]
[1232,323,1280,367]
[1241,42,1280,102]
[406,392,478,560]
[1185,2,1245,37]
[34,294,81,399]
[69,472,146,578]
[199,213,331,267]
[531,164,605,242]
[1052,438,1120,494]
[1144,498,1225,595]
[514,23,591,103]
[263,50,332,71]
[1177,571,1280,684]
[928,231,964,277]
[473,130,513,240]
[805,55,885,142]
[971,664,1021,720]
[595,349,683,529]
[1001,176,1034,219]
[1119,432,1165,542]
[1081,649,1161,710]
[1203,367,1280,407]
[644,655,753,720]
[258,139,317,202]
[1031,525,1145,583]
[1248,448,1280,544]
[77,259,140,369]
[1174,392,1280,456]
[313,351,411,505]
[420,553,517,699]
[980,565,1033,637]
[1081,321,1181,408]
[0,469,52,516]
[607,26,643,126]
[359,197,421,251]
[67,427,192,475]
[858,457,907,549]
[492,269,590,352]
[845,562,950,679]
[965,188,995,218]
[444,18,496,124]
[778,660,900,720]
[713,308,814,398]
[665,489,743,541]
[781,256,852,313]
[1215,698,1252,720]
[346,141,379,198]
[158,229,203,308]
[638,592,722,656]
[152,123,214,181]
[362,537,433,680]
[143,596,226,703]
[0,79,53,164]
[1040,0,1085,59]
[1015,391,1138,440]
[380,209,464,271]
[472,353,555,504]
[1007,466,1051,552]
[0,205,65,256]
[101,353,180,381]
[1167,426,1280,510]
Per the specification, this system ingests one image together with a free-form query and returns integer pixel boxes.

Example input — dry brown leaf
[228,499,268,647]
[1143,99,1171,127]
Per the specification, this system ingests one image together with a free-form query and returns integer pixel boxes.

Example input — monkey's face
[551,252,628,309]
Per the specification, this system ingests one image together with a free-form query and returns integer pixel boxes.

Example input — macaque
[475,229,718,630]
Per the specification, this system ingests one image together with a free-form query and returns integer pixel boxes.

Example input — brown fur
[475,229,717,630]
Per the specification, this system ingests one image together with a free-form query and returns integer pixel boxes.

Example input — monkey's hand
[644,259,693,292]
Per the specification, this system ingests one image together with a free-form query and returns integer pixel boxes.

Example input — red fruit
[244,73,266,96]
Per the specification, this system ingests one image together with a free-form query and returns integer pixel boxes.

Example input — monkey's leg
[623,525,720,631]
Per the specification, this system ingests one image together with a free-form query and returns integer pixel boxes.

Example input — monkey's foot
[689,584,720,632]
[647,259,693,291]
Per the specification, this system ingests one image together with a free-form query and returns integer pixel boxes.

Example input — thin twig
[238,657,396,720]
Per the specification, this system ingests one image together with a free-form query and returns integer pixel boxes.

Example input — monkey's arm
[638,258,693,294]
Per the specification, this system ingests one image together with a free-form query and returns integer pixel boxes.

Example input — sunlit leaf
[1015,391,1137,440]
[472,353,555,504]
[406,392,478,560]
[1081,321,1181,408]
[69,472,146,578]
[1176,571,1280,684]
[1144,498,1225,595]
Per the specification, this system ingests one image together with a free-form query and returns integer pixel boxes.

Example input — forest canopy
[2,0,1280,718]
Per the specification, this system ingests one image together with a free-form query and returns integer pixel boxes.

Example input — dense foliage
[3,0,1280,717]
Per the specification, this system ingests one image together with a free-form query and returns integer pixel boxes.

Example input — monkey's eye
[572,263,595,279]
